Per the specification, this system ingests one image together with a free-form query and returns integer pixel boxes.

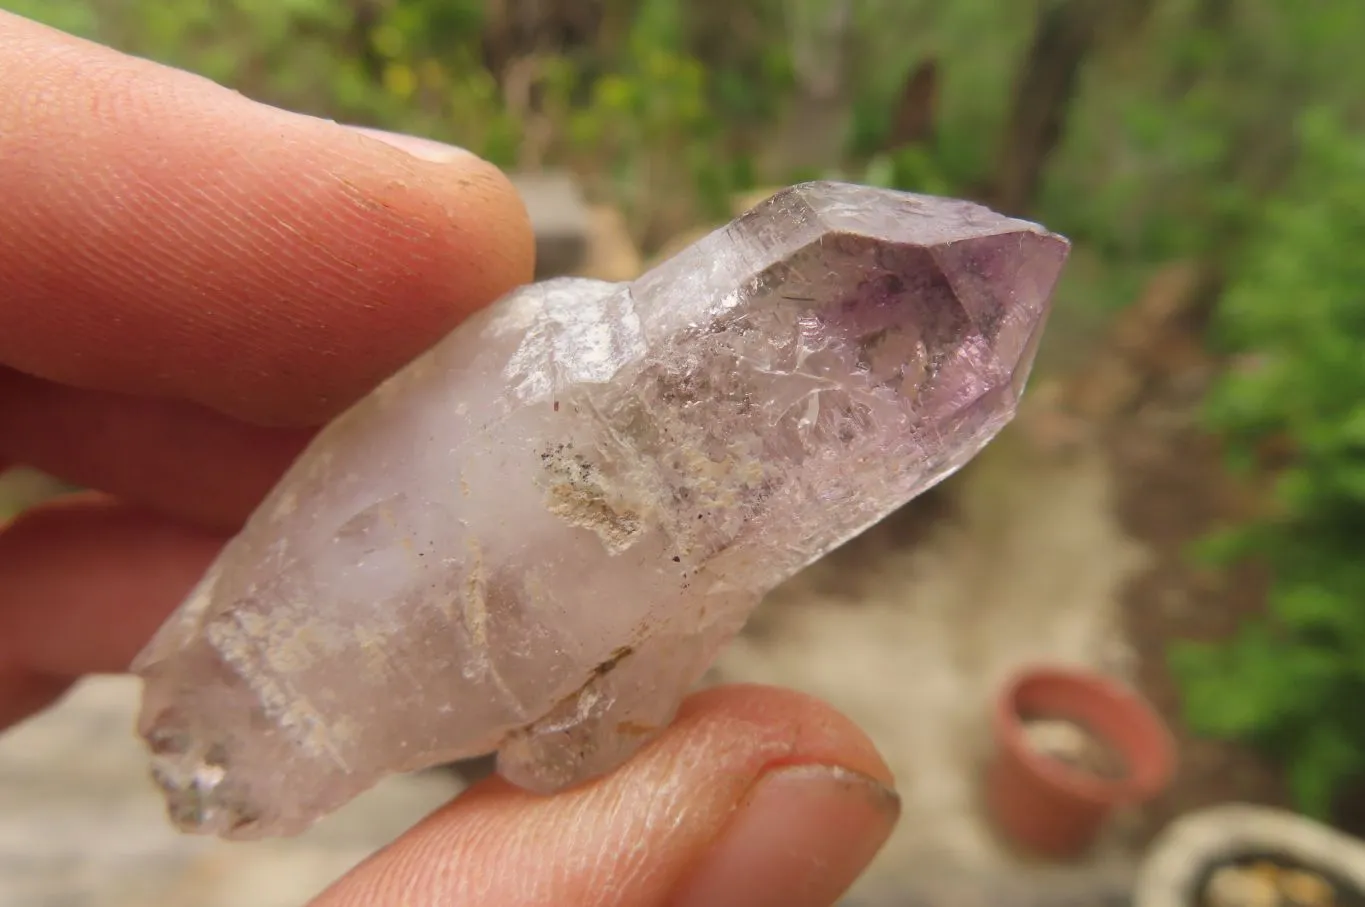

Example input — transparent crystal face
[598,186,1069,589]
[132,182,1070,838]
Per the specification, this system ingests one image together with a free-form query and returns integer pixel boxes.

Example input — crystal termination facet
[132,182,1070,839]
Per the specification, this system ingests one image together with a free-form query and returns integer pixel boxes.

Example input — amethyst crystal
[132,182,1069,838]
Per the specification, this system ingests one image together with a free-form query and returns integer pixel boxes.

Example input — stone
[1022,718,1128,780]
[1204,865,1287,907]
[1204,867,1274,907]
[132,181,1070,839]
[1280,868,1336,907]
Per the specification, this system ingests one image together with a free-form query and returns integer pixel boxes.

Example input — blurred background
[2,1,1364,905]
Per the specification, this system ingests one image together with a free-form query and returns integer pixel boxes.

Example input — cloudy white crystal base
[132,181,1070,839]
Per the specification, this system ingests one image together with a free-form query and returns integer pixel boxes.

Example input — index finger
[0,11,534,427]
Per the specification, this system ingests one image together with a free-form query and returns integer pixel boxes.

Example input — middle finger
[0,367,308,530]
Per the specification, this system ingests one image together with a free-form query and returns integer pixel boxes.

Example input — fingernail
[347,126,477,164]
[672,764,900,907]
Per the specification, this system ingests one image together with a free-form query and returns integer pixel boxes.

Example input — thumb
[313,685,900,907]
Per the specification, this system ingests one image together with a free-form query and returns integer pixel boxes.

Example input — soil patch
[1073,264,1291,842]
[1106,390,1290,841]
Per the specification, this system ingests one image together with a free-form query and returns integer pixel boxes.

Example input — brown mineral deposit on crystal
[132,182,1070,839]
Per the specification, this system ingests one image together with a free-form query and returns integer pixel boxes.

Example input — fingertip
[669,683,897,785]
[0,13,536,425]
[314,684,897,907]
[346,126,483,164]
[337,118,537,315]
[669,762,900,907]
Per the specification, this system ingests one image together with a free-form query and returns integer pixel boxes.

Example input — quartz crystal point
[132,182,1069,839]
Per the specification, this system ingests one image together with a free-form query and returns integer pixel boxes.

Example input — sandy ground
[0,402,1154,905]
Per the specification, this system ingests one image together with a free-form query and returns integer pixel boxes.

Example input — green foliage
[561,29,722,197]
[3,0,98,36]
[858,145,955,197]
[9,0,1364,261]
[1170,110,1365,819]
[1044,1,1365,270]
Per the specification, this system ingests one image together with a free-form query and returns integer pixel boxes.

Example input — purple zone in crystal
[605,183,1069,582]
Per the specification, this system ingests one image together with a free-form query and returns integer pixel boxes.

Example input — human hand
[0,11,899,906]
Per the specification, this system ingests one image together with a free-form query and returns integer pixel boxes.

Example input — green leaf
[1289,724,1363,819]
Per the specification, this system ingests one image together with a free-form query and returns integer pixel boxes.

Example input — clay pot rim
[995,665,1175,806]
